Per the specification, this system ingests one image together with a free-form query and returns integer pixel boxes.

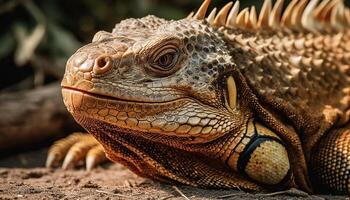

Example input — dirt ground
[0,149,347,200]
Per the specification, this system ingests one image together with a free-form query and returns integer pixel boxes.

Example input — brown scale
[311,124,350,194]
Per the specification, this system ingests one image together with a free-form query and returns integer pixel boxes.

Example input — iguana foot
[46,132,107,170]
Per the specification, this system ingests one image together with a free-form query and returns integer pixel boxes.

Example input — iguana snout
[62,34,127,87]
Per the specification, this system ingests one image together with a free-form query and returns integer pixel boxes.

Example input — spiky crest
[189,0,350,33]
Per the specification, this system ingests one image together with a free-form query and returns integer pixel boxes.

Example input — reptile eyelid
[145,39,183,76]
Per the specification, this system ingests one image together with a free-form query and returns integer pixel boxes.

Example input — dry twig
[172,186,190,200]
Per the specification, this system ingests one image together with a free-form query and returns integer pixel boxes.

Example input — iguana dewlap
[48,0,350,195]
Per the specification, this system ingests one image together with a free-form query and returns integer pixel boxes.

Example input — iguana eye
[157,52,176,68]
[149,44,179,72]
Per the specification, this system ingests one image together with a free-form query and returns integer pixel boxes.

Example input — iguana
[46,0,350,195]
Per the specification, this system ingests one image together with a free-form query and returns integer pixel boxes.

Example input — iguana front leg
[311,124,350,194]
[46,132,108,170]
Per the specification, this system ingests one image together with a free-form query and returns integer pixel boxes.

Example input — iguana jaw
[62,86,247,144]
[61,86,182,104]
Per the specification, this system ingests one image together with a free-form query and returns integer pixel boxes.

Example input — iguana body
[48,0,350,194]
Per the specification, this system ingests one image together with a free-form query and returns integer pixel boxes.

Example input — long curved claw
[86,145,107,171]
[46,132,87,168]
[61,136,100,170]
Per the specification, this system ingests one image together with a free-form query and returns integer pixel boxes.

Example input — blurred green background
[0,0,267,91]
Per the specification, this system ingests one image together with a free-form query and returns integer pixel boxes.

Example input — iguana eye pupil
[157,53,175,68]
[150,46,179,73]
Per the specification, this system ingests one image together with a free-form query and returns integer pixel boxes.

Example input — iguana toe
[46,132,107,170]
[46,132,86,168]
[86,145,106,171]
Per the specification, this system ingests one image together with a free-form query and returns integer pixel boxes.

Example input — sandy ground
[0,149,347,200]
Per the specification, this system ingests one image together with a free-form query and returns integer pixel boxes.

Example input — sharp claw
[62,151,76,170]
[45,153,58,168]
[86,145,106,171]
[86,155,95,171]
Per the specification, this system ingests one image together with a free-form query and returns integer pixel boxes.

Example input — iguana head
[62,6,251,145]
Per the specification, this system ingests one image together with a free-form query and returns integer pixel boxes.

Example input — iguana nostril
[93,55,113,75]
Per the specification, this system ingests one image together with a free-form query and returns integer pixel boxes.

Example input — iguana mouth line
[62,86,188,104]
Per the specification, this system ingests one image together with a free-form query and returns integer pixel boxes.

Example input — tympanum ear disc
[225,76,237,110]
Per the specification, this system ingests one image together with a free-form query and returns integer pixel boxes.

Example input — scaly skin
[56,0,350,195]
